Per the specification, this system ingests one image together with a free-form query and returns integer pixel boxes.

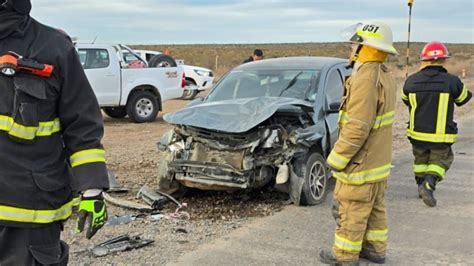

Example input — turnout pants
[412,145,454,181]
[331,180,388,262]
[0,222,69,266]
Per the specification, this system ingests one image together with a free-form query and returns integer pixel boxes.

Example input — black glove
[76,191,107,239]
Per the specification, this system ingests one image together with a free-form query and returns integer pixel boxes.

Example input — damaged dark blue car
[157,57,350,205]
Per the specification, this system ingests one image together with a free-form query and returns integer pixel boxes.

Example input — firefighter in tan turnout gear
[402,41,472,207]
[0,0,109,264]
[319,21,398,265]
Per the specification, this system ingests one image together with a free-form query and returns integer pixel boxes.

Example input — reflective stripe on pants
[332,180,388,261]
[412,145,453,180]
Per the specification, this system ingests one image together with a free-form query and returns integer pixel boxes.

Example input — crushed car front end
[158,101,317,192]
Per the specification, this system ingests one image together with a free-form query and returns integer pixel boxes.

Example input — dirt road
[170,109,474,265]
[65,92,473,265]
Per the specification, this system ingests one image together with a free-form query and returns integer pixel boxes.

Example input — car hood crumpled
[164,97,313,133]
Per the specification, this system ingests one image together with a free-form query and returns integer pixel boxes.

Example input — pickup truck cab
[75,44,184,122]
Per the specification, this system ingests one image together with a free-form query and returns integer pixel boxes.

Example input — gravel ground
[63,79,474,264]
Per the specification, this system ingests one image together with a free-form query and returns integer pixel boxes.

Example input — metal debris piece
[103,192,153,212]
[92,234,154,257]
[136,185,169,209]
[107,170,129,193]
[106,215,136,226]
[151,213,165,220]
[175,228,188,234]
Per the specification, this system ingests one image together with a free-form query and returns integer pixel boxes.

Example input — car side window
[326,69,344,105]
[78,49,110,69]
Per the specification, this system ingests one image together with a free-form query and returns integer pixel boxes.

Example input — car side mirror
[327,102,341,114]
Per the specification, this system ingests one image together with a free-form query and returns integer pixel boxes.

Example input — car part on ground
[107,170,129,193]
[136,185,169,209]
[103,192,154,212]
[92,234,154,257]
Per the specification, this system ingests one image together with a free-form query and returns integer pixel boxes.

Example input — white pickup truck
[75,44,184,123]
[131,50,214,100]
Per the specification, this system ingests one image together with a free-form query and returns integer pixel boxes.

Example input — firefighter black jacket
[402,66,472,149]
[0,17,109,227]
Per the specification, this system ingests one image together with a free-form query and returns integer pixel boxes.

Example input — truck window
[78,49,110,69]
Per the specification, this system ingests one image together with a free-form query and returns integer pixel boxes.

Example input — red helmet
[420,41,450,61]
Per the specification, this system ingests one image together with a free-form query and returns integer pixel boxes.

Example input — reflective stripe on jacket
[327,62,396,185]
[402,66,472,148]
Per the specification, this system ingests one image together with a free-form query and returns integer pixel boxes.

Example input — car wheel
[181,80,198,100]
[103,107,127,118]
[300,152,329,206]
[148,54,177,68]
[126,91,159,123]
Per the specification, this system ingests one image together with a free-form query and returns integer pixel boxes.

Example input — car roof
[234,56,347,71]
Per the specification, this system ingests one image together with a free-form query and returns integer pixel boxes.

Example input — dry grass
[132,42,474,82]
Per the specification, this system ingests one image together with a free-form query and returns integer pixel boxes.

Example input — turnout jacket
[402,66,472,149]
[0,18,109,227]
[327,62,396,185]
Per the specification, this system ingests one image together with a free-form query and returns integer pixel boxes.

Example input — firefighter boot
[319,250,359,265]
[419,175,438,207]
[359,248,386,264]
[415,176,424,199]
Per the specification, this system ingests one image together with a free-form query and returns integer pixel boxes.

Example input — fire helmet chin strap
[349,44,363,69]
[347,33,364,69]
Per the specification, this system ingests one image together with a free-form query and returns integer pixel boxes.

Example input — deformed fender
[290,120,327,151]
[288,165,304,205]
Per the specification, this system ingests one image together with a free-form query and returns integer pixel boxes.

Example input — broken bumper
[169,160,251,189]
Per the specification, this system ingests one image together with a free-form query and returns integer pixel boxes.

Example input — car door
[78,48,121,106]
[324,66,345,148]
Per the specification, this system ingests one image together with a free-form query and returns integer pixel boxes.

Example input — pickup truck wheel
[300,152,329,206]
[103,107,127,118]
[127,91,159,123]
[182,80,198,100]
[148,54,177,68]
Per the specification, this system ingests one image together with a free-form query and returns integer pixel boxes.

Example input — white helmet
[346,21,399,55]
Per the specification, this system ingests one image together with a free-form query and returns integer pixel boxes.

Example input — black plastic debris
[92,234,154,257]
[136,185,169,209]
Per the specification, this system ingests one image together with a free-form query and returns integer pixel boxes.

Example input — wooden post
[405,0,414,78]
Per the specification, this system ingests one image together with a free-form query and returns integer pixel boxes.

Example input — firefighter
[402,42,472,207]
[319,21,398,265]
[0,0,109,264]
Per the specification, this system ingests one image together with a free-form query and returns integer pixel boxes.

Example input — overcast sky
[31,0,473,44]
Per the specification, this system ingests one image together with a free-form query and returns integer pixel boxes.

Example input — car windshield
[206,69,319,102]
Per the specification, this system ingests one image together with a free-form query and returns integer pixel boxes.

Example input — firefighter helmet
[420,41,450,61]
[344,21,399,55]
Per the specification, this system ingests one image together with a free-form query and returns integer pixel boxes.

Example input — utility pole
[406,0,415,78]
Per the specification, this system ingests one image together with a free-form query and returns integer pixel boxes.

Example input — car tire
[181,80,199,100]
[148,54,177,68]
[300,152,329,206]
[103,107,127,118]
[126,91,159,123]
